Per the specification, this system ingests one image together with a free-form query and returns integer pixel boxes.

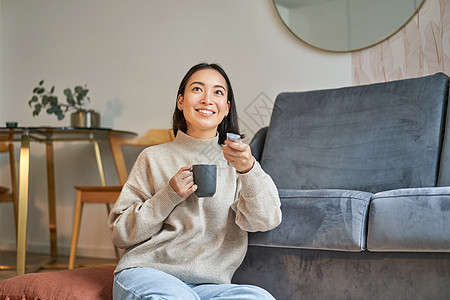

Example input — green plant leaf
[74,86,83,94]
[37,88,45,94]
[34,104,42,115]
[50,86,55,93]
[63,88,72,97]
[63,88,75,105]
[67,96,75,106]
[54,106,64,120]
[28,96,38,107]
[76,93,84,103]
[42,95,49,105]
[49,96,58,106]
[39,80,44,86]
[33,87,39,93]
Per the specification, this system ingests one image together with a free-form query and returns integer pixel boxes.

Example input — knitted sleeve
[107,151,184,249]
[231,160,282,232]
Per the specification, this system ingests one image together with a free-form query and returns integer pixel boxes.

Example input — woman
[108,63,282,299]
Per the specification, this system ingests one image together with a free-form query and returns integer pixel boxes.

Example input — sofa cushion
[367,187,450,252]
[261,73,449,193]
[249,189,372,251]
[0,266,115,300]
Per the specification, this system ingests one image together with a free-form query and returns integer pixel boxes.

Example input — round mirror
[273,0,426,52]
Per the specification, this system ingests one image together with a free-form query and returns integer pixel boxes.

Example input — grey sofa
[232,73,450,299]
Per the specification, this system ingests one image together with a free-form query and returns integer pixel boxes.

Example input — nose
[201,92,213,105]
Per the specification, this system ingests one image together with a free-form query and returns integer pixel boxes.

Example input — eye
[215,90,224,96]
[192,86,202,92]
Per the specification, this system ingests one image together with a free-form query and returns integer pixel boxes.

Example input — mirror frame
[272,0,427,53]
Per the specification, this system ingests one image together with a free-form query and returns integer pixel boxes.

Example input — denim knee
[113,268,200,300]
[221,285,275,300]
[190,283,275,300]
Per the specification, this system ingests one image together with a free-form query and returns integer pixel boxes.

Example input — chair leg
[9,141,18,238]
[12,195,18,240]
[106,203,120,261]
[69,191,84,269]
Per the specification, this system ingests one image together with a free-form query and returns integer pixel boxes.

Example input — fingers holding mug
[169,165,197,198]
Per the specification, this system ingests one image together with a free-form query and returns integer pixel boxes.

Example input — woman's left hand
[223,139,255,174]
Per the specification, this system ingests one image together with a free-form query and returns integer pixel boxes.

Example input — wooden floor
[0,251,117,281]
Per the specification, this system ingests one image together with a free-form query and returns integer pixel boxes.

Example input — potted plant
[28,80,100,127]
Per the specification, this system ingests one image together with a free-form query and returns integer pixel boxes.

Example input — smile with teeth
[197,109,215,115]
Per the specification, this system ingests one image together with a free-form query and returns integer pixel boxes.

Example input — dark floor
[0,250,117,281]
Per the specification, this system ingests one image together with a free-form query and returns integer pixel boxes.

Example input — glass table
[0,127,136,275]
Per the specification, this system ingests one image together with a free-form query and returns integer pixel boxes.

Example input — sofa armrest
[367,187,450,252]
[249,189,372,252]
[249,126,268,162]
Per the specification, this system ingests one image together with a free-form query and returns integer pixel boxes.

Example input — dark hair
[172,63,242,144]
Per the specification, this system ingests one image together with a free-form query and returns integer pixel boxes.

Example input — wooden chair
[0,141,18,236]
[68,129,174,269]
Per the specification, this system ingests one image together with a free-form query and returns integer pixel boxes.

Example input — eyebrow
[190,81,227,92]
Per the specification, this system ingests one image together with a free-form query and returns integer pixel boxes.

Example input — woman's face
[177,68,230,139]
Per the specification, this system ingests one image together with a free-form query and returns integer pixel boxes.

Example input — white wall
[0,0,351,258]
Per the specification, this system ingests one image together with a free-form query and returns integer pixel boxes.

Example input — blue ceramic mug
[191,164,217,197]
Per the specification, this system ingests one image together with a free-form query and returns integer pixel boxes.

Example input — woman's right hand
[169,165,197,198]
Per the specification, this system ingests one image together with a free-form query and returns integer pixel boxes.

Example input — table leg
[46,140,58,258]
[16,134,30,275]
[92,139,120,260]
[92,139,106,186]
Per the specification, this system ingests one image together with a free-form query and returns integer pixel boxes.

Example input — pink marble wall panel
[352,0,450,85]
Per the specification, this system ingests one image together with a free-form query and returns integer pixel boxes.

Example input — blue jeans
[113,267,276,300]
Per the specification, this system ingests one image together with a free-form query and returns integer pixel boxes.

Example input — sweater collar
[173,130,220,152]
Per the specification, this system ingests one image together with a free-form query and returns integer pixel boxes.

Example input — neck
[186,128,218,140]
[173,131,220,153]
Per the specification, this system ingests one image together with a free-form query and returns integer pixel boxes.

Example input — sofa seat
[368,186,450,251]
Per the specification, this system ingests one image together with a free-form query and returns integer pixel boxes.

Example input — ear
[177,94,183,111]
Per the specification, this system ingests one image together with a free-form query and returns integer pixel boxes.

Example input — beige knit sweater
[108,131,282,284]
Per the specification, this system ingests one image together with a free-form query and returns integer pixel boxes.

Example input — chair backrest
[0,141,17,200]
[0,140,18,231]
[108,129,175,185]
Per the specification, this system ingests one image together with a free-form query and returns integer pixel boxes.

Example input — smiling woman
[273,0,426,52]
[107,63,282,299]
